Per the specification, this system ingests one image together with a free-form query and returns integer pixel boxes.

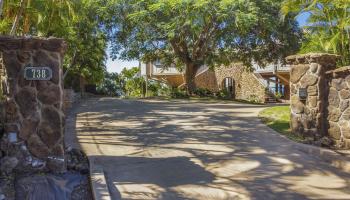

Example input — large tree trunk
[184,62,198,96]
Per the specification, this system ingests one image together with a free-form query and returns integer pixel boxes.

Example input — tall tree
[282,0,350,65]
[105,0,301,94]
[0,0,108,88]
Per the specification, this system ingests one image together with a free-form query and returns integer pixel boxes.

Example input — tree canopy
[282,0,350,65]
[104,0,302,94]
[0,0,108,88]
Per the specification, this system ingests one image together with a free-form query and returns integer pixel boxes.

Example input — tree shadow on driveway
[66,97,350,200]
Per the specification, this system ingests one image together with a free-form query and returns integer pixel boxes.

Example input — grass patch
[259,106,305,142]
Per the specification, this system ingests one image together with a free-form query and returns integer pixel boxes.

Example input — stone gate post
[0,36,66,172]
[286,53,339,140]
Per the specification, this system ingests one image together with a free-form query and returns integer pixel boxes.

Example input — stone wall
[0,36,67,172]
[326,66,350,148]
[239,70,266,102]
[287,53,350,149]
[195,69,218,92]
[195,64,266,102]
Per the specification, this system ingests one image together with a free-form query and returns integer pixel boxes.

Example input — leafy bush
[96,72,122,96]
[194,88,213,97]
[247,94,261,103]
[171,88,189,98]
[147,80,171,97]
[275,92,283,99]
[125,77,144,97]
[216,89,230,99]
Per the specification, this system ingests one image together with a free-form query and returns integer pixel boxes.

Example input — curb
[293,143,350,173]
[89,160,112,200]
[257,108,350,174]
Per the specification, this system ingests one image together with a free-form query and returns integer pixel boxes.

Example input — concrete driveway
[67,97,350,200]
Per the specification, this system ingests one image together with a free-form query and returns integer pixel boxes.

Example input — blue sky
[106,14,310,73]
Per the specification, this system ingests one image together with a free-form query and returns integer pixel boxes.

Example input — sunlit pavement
[70,97,350,200]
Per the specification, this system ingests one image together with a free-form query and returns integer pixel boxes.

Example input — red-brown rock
[15,86,38,118]
[3,51,22,78]
[38,84,61,105]
[33,50,60,84]
[27,134,50,158]
[19,118,40,140]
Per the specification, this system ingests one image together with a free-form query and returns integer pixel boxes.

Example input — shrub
[275,92,283,99]
[216,89,230,99]
[171,88,189,98]
[194,88,213,97]
[247,94,261,103]
[147,81,171,97]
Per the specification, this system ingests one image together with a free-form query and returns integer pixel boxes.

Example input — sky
[106,13,310,73]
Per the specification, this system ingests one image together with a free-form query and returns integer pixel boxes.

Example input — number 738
[31,69,47,79]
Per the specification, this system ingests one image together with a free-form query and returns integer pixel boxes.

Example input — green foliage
[275,92,283,99]
[216,89,230,99]
[96,72,122,96]
[282,0,350,65]
[193,88,213,97]
[247,94,262,103]
[170,88,189,99]
[125,77,144,97]
[120,67,143,97]
[1,0,108,87]
[103,0,302,93]
[147,80,171,97]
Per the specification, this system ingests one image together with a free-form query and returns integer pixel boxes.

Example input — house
[140,61,290,103]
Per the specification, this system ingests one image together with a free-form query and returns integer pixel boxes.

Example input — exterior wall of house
[239,70,266,102]
[195,64,266,102]
[194,69,218,92]
[143,61,268,103]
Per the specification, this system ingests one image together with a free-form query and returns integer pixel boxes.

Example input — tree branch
[10,0,26,35]
[63,50,77,80]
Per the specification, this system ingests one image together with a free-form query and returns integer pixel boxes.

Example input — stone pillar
[286,53,339,140]
[326,67,350,148]
[0,36,66,172]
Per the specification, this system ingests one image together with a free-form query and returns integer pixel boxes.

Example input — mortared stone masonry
[0,36,67,172]
[287,53,350,149]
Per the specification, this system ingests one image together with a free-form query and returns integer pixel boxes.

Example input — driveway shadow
[65,97,350,200]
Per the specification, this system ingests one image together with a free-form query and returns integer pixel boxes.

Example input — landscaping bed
[0,148,92,200]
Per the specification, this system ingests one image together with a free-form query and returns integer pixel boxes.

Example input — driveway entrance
[67,98,350,199]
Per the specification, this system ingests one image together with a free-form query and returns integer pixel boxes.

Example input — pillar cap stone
[286,53,340,65]
[0,36,66,54]
[326,66,350,74]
